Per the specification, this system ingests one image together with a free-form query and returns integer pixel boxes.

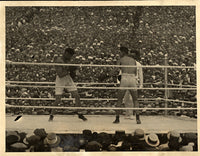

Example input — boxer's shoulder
[120,56,136,65]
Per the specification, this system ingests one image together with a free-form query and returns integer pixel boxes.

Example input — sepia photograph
[1,1,199,154]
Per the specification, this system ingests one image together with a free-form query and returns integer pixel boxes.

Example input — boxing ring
[5,60,197,134]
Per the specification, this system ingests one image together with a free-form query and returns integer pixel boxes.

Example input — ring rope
[6,81,115,85]
[5,81,157,86]
[6,84,197,90]
[5,104,196,110]
[5,97,162,101]
[6,61,195,69]
[6,97,197,104]
[159,98,197,104]
[166,84,196,88]
[6,81,197,88]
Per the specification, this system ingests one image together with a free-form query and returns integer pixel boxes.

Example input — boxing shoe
[78,114,87,121]
[136,119,141,124]
[136,114,141,124]
[113,116,120,124]
[48,114,54,122]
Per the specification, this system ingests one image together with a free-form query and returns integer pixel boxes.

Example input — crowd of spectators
[6,128,197,152]
[5,7,196,117]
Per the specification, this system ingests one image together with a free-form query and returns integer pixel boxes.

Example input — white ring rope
[6,97,197,104]
[5,81,155,85]
[5,104,196,110]
[6,81,115,85]
[166,84,196,88]
[159,98,197,104]
[6,97,156,101]
[6,81,197,88]
[6,84,197,90]
[6,61,195,69]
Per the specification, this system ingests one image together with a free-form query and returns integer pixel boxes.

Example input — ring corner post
[164,54,168,116]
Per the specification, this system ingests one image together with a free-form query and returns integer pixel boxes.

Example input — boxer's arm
[69,66,79,78]
[56,67,67,78]
[110,60,121,76]
[98,60,120,82]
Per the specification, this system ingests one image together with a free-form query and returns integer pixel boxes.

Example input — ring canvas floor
[6,115,197,135]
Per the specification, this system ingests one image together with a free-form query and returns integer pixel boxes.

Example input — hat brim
[138,137,145,141]
[135,136,145,141]
[167,133,182,143]
[23,138,29,145]
[6,132,21,142]
[145,135,160,147]
[44,135,61,148]
[10,143,28,150]
[132,133,145,141]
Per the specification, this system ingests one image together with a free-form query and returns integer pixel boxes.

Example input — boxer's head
[63,48,75,62]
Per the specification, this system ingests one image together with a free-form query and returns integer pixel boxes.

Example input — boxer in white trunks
[49,48,87,121]
[113,47,141,124]
[119,50,143,120]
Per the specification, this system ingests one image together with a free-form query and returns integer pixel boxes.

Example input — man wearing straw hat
[49,48,87,121]
[144,133,160,151]
[113,46,141,124]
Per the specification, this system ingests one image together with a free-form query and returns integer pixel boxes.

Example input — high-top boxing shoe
[113,115,120,124]
[136,113,141,124]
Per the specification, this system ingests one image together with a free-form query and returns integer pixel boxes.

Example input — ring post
[164,54,168,115]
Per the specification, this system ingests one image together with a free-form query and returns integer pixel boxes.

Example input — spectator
[179,142,194,151]
[6,129,197,152]
[6,131,21,147]
[131,128,146,151]
[158,130,182,151]
[144,133,160,151]
[43,133,61,151]
[85,141,102,151]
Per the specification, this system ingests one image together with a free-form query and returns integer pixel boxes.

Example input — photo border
[0,1,199,156]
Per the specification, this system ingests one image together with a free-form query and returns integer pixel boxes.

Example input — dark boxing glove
[69,66,78,79]
[117,75,121,82]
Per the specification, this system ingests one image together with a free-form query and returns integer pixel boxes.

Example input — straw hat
[132,129,145,140]
[44,133,61,148]
[167,130,182,143]
[145,133,160,147]
[6,131,21,145]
